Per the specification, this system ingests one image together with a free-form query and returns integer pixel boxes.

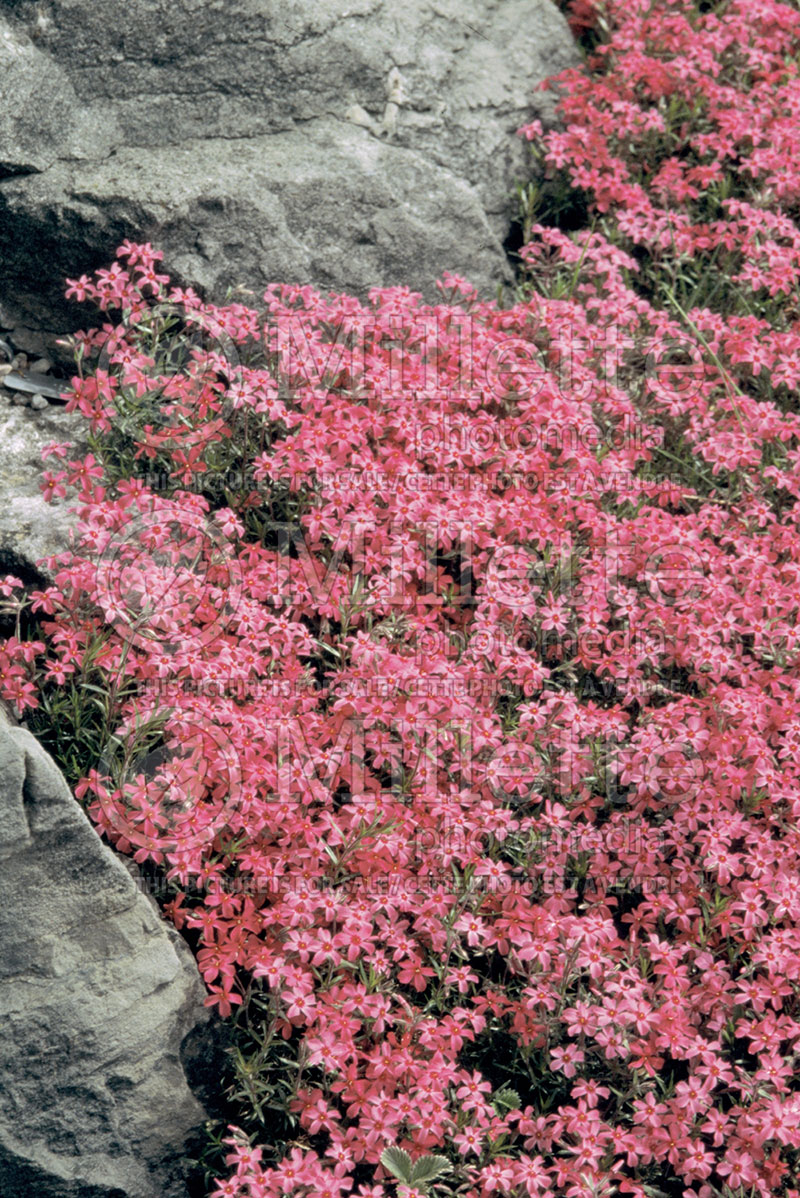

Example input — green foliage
[380,1146,452,1189]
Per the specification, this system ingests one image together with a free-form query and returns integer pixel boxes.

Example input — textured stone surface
[0,18,119,180]
[0,389,85,580]
[0,0,577,345]
[0,712,211,1197]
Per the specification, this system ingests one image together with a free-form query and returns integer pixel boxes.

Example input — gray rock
[29,392,50,409]
[1,120,513,318]
[0,390,85,579]
[0,311,61,361]
[0,0,577,346]
[0,19,81,177]
[0,711,212,1197]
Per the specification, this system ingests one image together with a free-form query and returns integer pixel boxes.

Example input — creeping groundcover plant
[4,0,800,1195]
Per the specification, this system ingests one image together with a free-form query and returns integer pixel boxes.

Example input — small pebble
[0,363,11,377]
[30,357,53,374]
[11,392,31,406]
[10,353,27,372]
[30,393,50,410]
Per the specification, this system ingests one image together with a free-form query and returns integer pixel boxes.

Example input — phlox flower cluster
[2,2,800,1196]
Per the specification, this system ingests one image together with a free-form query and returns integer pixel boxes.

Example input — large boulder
[0,710,213,1197]
[0,0,577,348]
